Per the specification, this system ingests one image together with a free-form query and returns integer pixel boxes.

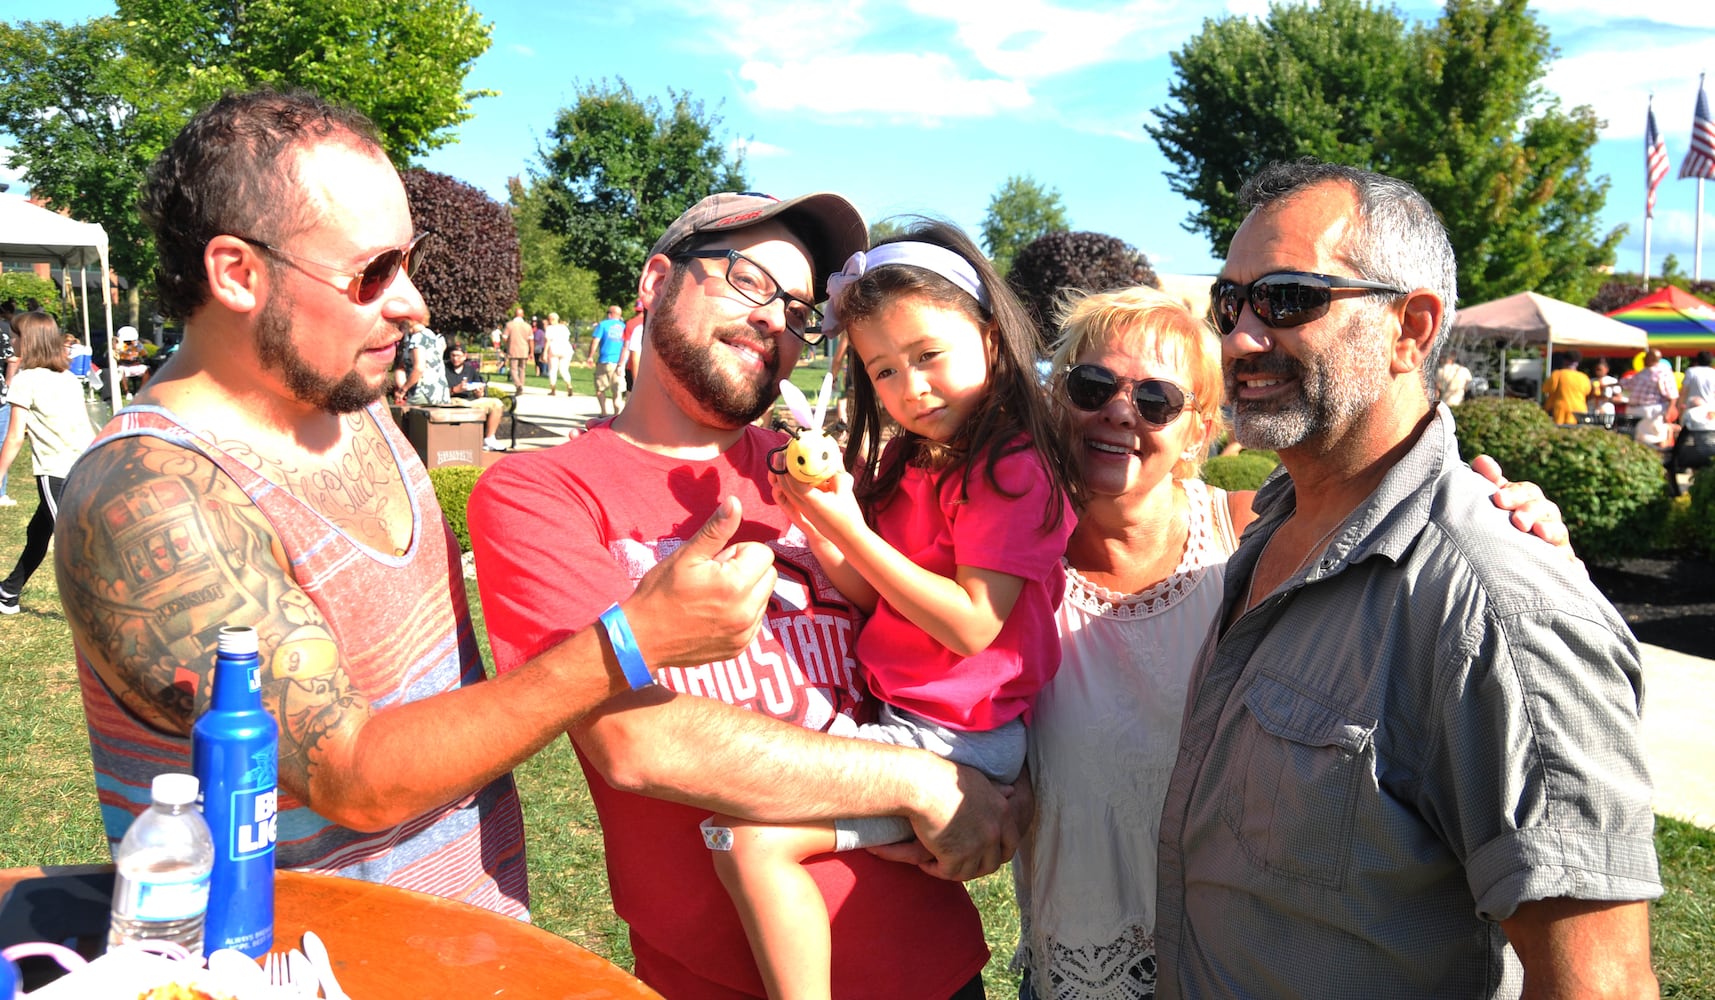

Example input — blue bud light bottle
[192,625,278,957]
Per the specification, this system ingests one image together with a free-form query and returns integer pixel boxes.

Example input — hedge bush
[1447,397,1553,469]
[1451,398,1669,565]
[1201,450,1280,492]
[0,273,65,319]
[428,465,484,552]
[1684,467,1715,560]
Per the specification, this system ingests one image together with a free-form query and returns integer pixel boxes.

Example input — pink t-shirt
[859,439,1075,731]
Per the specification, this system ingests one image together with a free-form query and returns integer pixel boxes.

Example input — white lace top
[1013,478,1239,999]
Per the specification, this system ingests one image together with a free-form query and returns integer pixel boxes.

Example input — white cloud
[1543,42,1714,140]
[509,44,536,58]
[740,52,1033,118]
[903,0,1196,79]
[731,137,789,158]
[1528,1,1715,30]
[695,0,1204,119]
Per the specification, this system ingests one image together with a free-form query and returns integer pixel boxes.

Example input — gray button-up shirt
[1156,405,1660,999]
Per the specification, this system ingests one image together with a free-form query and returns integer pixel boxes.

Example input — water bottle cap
[218,626,260,657]
[151,772,200,807]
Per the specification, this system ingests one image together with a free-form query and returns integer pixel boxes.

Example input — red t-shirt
[861,441,1075,730]
[467,423,988,999]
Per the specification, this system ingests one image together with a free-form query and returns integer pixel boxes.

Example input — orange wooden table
[0,866,660,999]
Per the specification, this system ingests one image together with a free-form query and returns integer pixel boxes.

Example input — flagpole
[1697,178,1706,281]
[1643,216,1653,285]
[1645,95,1668,288]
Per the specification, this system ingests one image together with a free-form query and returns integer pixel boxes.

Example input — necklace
[1243,515,1346,612]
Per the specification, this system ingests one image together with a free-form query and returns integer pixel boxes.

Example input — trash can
[401,406,484,469]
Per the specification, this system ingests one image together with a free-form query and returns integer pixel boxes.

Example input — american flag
[1679,74,1715,180]
[1647,103,1669,217]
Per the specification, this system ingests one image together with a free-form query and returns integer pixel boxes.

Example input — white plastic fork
[265,949,312,995]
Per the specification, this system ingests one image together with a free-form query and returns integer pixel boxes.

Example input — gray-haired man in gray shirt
[1156,160,1660,998]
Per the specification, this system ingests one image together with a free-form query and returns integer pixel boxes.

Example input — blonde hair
[1048,285,1225,480]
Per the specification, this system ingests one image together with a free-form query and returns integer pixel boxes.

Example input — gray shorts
[829,703,1024,851]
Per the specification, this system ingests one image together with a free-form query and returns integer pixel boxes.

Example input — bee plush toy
[769,373,841,490]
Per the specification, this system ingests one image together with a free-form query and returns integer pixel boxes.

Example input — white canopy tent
[0,195,116,401]
[1450,291,1648,400]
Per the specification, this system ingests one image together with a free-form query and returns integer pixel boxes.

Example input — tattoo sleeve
[56,436,372,803]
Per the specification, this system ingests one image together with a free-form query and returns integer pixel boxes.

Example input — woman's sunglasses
[1062,365,1195,427]
[234,231,431,305]
[1211,270,1406,336]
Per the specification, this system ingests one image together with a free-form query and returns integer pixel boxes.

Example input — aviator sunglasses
[1062,364,1196,427]
[1211,270,1407,336]
[234,231,431,305]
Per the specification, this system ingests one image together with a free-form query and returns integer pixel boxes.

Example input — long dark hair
[837,219,1080,528]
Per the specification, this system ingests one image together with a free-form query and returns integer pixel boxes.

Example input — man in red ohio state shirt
[468,192,1023,999]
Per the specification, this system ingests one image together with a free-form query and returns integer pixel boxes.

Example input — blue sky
[6,0,1714,284]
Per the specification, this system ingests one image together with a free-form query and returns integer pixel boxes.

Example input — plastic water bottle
[193,625,278,957]
[108,772,214,956]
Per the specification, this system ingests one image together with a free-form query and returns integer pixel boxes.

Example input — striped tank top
[76,402,529,918]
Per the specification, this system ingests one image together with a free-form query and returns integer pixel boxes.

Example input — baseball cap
[116,325,139,342]
[649,192,868,300]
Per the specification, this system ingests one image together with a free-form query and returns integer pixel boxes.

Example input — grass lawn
[1,451,1709,997]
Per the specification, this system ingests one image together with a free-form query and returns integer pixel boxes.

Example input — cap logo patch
[713,209,768,227]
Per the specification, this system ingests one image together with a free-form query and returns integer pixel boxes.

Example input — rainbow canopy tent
[1603,286,1715,356]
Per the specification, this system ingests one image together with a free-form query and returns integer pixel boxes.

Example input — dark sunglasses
[235,231,431,305]
[1062,365,1196,427]
[1211,270,1406,336]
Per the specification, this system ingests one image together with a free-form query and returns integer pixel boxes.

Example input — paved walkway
[482,388,1715,830]
[1637,643,1715,829]
[479,384,609,464]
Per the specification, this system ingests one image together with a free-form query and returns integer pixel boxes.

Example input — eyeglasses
[234,231,430,305]
[1062,364,1196,427]
[676,249,824,345]
[1211,270,1407,336]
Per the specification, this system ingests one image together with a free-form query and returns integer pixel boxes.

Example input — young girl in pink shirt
[704,221,1080,1000]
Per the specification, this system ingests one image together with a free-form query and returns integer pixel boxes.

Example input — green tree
[981,175,1069,277]
[508,176,602,327]
[869,218,907,245]
[0,18,171,291]
[116,0,495,168]
[0,0,493,313]
[537,79,747,307]
[1148,0,1619,305]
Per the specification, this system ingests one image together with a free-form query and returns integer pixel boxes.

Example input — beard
[254,287,391,414]
[1225,310,1391,451]
[648,302,785,428]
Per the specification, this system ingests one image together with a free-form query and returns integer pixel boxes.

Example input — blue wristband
[599,603,654,690]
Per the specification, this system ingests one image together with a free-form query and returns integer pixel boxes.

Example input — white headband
[822,242,990,334]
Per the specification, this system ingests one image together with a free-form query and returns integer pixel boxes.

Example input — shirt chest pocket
[1220,673,1376,890]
